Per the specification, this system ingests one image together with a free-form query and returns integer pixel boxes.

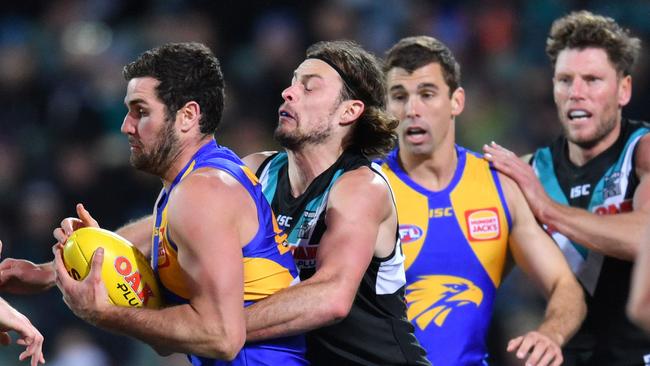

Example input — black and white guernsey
[257,149,430,366]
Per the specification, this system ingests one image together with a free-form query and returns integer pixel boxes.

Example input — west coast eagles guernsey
[152,141,307,366]
[380,146,512,366]
[257,149,430,366]
[532,118,650,365]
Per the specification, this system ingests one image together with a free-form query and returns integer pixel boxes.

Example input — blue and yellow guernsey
[151,141,306,366]
[380,146,512,366]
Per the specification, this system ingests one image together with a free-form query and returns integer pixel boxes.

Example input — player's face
[275,59,344,150]
[121,77,180,176]
[553,47,631,149]
[387,62,464,157]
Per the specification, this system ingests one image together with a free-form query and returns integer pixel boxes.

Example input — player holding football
[51,43,306,365]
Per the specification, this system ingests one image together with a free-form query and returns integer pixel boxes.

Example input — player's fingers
[506,335,523,352]
[76,203,99,228]
[52,245,72,289]
[27,332,44,366]
[536,348,560,366]
[525,341,549,366]
[53,227,69,244]
[0,239,3,259]
[61,218,82,236]
[89,247,104,282]
[515,335,536,360]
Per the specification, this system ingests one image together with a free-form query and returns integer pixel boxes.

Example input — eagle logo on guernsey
[465,208,501,241]
[399,224,423,243]
[406,275,483,330]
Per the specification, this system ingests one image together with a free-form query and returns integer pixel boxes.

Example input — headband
[307,55,358,99]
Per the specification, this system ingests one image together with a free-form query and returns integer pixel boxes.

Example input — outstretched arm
[484,138,650,261]
[502,175,586,366]
[53,171,247,359]
[246,168,392,340]
[0,204,153,294]
[0,297,45,366]
[627,224,650,332]
[0,241,44,366]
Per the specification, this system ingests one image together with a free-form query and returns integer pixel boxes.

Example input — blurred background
[0,0,648,365]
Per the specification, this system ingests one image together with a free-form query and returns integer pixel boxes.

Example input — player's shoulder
[635,133,650,174]
[243,151,278,173]
[172,168,247,208]
[331,166,391,204]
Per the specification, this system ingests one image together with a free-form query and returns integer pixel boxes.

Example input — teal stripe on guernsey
[286,168,343,245]
[260,153,287,204]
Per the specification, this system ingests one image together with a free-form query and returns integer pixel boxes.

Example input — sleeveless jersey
[379,146,512,366]
[152,141,307,366]
[532,118,650,365]
[257,149,430,366]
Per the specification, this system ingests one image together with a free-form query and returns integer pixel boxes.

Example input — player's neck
[162,136,214,188]
[399,143,458,191]
[567,121,621,167]
[285,142,343,197]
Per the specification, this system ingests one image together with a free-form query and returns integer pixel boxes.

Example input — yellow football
[63,227,162,309]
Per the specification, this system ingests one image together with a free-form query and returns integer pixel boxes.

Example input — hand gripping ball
[63,227,162,308]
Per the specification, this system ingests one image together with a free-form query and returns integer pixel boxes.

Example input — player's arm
[502,174,586,366]
[0,204,154,294]
[627,224,650,332]
[0,296,45,366]
[246,168,390,340]
[484,138,650,261]
[53,170,247,359]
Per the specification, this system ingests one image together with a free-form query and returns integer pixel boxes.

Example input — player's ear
[339,100,365,126]
[450,87,465,118]
[178,101,201,132]
[618,74,632,108]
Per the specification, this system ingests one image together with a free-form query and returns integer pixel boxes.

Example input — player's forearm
[115,215,154,256]
[542,202,646,260]
[627,230,650,332]
[96,304,244,359]
[536,276,586,346]
[246,278,352,341]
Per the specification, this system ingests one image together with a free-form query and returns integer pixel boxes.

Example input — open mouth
[406,126,427,136]
[279,109,295,120]
[567,109,592,121]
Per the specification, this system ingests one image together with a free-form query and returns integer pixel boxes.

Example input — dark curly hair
[546,11,641,76]
[306,40,397,157]
[384,36,461,97]
[123,42,225,135]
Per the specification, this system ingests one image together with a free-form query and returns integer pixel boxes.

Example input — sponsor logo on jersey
[406,275,483,329]
[603,172,622,199]
[298,210,318,240]
[465,208,501,241]
[593,199,633,215]
[399,224,423,243]
[293,244,318,270]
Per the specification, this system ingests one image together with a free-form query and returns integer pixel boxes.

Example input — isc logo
[429,207,453,218]
[276,215,293,227]
[570,184,591,198]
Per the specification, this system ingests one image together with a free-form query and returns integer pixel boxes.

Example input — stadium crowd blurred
[0,0,648,365]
